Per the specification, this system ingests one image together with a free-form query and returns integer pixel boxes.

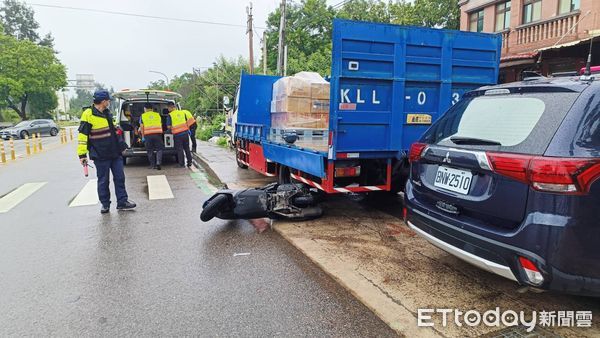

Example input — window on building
[558,0,580,14]
[495,1,511,31]
[523,0,542,24]
[469,10,484,32]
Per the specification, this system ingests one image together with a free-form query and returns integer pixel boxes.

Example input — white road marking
[69,180,99,207]
[0,182,46,213]
[147,175,174,200]
[233,252,251,257]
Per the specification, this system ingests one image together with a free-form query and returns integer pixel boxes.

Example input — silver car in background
[0,119,59,140]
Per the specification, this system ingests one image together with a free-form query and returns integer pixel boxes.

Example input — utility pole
[262,31,267,75]
[276,0,286,76]
[247,2,254,74]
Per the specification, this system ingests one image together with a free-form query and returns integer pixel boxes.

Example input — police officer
[166,102,195,167]
[77,90,136,214]
[189,114,198,153]
[140,103,164,170]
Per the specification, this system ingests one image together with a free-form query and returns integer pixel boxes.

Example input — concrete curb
[191,151,226,188]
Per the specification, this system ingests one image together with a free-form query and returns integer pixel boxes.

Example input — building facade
[459,0,600,82]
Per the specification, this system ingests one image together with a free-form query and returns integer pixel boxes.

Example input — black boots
[117,200,137,210]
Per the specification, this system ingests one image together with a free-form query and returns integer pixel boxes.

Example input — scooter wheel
[200,194,229,222]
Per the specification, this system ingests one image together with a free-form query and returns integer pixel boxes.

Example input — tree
[0,32,67,120]
[0,0,55,49]
[28,90,58,118]
[391,0,460,29]
[265,0,334,75]
[0,0,39,41]
[337,0,392,23]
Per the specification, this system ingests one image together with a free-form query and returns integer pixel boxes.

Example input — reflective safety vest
[141,111,163,136]
[182,110,196,128]
[77,107,125,160]
[169,110,189,135]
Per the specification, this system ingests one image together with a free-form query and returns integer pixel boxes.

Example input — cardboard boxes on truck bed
[270,72,330,152]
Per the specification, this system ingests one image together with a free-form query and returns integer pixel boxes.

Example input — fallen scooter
[200,183,323,222]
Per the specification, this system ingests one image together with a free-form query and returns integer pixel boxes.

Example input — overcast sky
[26,0,339,95]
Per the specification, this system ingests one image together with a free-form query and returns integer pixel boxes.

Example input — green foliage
[67,83,112,117]
[0,0,55,48]
[0,31,67,120]
[216,137,228,147]
[196,114,226,141]
[0,108,19,123]
[28,90,58,118]
[68,89,94,117]
[265,0,334,75]
[336,0,393,23]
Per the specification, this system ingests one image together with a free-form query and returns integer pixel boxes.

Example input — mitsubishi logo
[442,152,451,164]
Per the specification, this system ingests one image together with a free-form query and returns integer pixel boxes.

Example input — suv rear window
[422,92,580,155]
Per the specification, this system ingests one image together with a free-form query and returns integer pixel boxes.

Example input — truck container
[233,19,502,194]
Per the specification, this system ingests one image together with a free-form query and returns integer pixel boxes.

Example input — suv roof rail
[551,71,578,78]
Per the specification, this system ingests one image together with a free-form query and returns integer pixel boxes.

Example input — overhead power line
[332,0,352,10]
[27,3,267,30]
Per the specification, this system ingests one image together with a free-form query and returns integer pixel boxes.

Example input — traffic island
[192,140,600,338]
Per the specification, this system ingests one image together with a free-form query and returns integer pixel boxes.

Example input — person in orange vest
[140,103,164,170]
[166,102,194,167]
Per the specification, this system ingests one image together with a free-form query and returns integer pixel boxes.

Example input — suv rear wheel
[50,128,58,136]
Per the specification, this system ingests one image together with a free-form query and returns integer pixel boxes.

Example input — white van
[113,89,183,165]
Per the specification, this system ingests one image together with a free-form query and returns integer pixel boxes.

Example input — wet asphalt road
[0,143,395,336]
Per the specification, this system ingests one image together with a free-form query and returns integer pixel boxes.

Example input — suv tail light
[487,152,600,195]
[409,142,428,163]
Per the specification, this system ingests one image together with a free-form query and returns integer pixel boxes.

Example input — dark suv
[405,76,600,296]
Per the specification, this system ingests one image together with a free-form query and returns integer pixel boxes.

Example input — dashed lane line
[0,182,47,213]
[147,175,174,200]
[69,179,99,207]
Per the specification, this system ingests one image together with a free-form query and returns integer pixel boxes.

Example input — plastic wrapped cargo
[294,72,330,100]
[310,99,329,114]
[271,72,330,101]
[271,97,312,114]
[272,76,311,100]
[271,112,329,129]
[270,72,331,152]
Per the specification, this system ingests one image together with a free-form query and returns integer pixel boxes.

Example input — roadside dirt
[273,197,600,338]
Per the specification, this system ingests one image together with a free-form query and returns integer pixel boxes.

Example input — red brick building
[459,0,600,82]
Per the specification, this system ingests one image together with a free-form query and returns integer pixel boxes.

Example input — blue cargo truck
[233,19,502,194]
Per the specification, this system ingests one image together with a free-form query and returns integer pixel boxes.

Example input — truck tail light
[335,166,361,177]
[486,152,600,195]
[518,257,544,286]
[409,142,428,163]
